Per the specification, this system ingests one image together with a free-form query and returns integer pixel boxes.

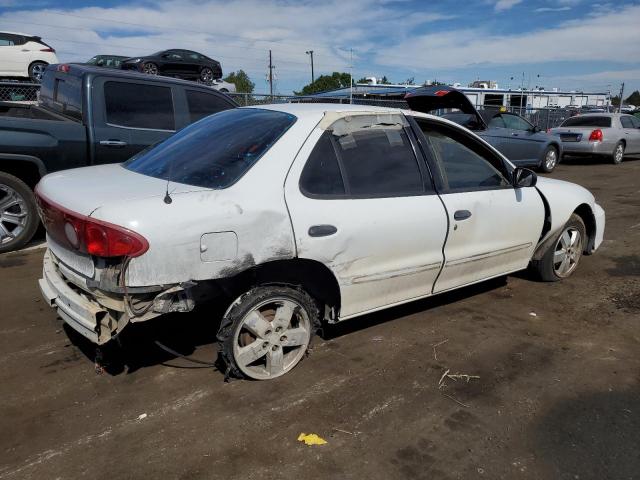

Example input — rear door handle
[99,140,127,148]
[454,210,472,221]
[511,132,519,136]
[308,225,337,237]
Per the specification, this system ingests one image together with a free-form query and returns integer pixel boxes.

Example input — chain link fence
[0,81,40,102]
[0,83,574,129]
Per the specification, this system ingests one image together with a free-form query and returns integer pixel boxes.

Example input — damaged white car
[37,103,605,380]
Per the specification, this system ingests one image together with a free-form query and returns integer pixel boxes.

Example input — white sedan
[36,104,605,380]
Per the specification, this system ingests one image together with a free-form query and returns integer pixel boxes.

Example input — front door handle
[454,210,472,221]
[99,140,127,148]
[308,225,337,237]
[511,132,520,136]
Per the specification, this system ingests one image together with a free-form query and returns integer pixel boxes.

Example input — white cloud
[375,4,640,70]
[534,6,571,12]
[494,0,523,12]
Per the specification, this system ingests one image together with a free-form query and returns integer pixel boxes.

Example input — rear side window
[125,108,296,189]
[620,116,635,128]
[40,75,83,121]
[104,82,174,130]
[186,90,233,122]
[337,128,423,196]
[561,116,612,128]
[300,132,345,196]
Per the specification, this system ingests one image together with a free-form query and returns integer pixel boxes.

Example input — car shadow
[533,387,640,479]
[63,275,514,377]
[561,154,640,166]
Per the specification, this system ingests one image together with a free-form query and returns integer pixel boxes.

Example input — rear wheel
[142,62,158,75]
[28,62,47,83]
[0,172,39,254]
[531,214,586,282]
[539,145,559,173]
[217,286,319,380]
[612,141,625,164]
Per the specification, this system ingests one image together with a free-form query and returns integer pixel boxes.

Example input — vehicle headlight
[132,58,142,63]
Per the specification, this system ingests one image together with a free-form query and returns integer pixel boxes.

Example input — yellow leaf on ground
[297,433,327,446]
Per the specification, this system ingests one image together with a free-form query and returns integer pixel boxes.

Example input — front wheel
[0,172,39,254]
[142,62,158,75]
[612,141,625,164]
[531,214,586,282]
[539,145,559,173]
[217,286,320,380]
[200,67,214,84]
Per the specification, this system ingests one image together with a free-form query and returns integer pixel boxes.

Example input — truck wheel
[217,285,320,380]
[612,141,624,164]
[29,62,47,83]
[0,172,39,254]
[539,145,559,173]
[531,214,586,282]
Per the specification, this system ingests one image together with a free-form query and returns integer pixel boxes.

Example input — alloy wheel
[143,63,158,75]
[31,63,46,82]
[0,185,29,247]
[614,144,624,164]
[200,68,214,83]
[232,297,311,380]
[553,227,582,277]
[545,148,557,171]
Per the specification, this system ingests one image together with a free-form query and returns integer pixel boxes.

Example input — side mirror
[530,125,541,133]
[513,167,537,188]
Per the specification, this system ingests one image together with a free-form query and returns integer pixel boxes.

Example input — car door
[0,33,26,75]
[621,115,640,153]
[499,113,544,164]
[161,51,185,75]
[181,51,201,77]
[284,113,448,319]
[413,117,545,293]
[91,78,176,164]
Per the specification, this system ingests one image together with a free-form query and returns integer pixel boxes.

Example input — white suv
[0,32,58,82]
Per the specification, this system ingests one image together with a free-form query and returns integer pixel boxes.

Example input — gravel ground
[1,156,639,480]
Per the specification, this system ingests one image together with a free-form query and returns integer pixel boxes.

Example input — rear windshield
[124,108,296,189]
[561,116,612,127]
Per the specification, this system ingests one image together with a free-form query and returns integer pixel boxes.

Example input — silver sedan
[550,113,640,164]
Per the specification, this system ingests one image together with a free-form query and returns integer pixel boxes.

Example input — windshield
[561,116,612,127]
[124,108,296,189]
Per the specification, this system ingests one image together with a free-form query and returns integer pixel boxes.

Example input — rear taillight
[35,188,148,258]
[56,64,70,73]
[40,48,55,53]
[588,129,603,142]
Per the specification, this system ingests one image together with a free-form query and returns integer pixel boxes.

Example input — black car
[85,55,128,68]
[120,49,222,83]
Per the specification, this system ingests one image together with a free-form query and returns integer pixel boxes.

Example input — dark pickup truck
[0,64,237,253]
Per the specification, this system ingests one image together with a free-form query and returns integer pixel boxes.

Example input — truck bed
[0,102,71,122]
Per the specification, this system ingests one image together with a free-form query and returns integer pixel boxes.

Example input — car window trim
[411,117,514,194]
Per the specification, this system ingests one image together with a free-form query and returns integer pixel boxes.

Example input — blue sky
[1,0,639,96]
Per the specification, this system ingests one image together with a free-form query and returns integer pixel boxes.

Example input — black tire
[217,285,320,380]
[612,141,625,164]
[0,172,39,254]
[531,214,586,282]
[200,67,214,84]
[142,62,158,75]
[28,62,47,83]
[539,145,559,173]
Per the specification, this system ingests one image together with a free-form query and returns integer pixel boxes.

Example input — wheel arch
[573,203,596,254]
[0,154,46,188]
[216,258,341,322]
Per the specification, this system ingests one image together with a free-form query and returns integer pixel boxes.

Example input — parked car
[404,86,563,173]
[550,113,640,164]
[85,55,128,69]
[36,103,605,380]
[120,49,222,84]
[0,64,237,253]
[0,31,58,82]
[210,78,236,93]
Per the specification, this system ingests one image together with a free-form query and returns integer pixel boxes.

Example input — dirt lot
[1,156,639,480]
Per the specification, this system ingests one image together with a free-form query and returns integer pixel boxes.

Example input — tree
[379,76,391,84]
[223,70,255,93]
[625,90,640,106]
[295,72,352,95]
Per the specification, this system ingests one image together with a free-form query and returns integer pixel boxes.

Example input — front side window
[422,124,510,192]
[0,34,14,46]
[503,114,532,131]
[186,90,233,122]
[488,115,506,128]
[125,108,296,189]
[104,81,174,130]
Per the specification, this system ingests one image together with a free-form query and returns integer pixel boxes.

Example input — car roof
[577,113,621,117]
[1,31,35,37]
[255,102,402,116]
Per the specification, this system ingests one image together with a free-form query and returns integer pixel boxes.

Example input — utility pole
[268,50,275,99]
[305,50,314,84]
[618,82,625,113]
